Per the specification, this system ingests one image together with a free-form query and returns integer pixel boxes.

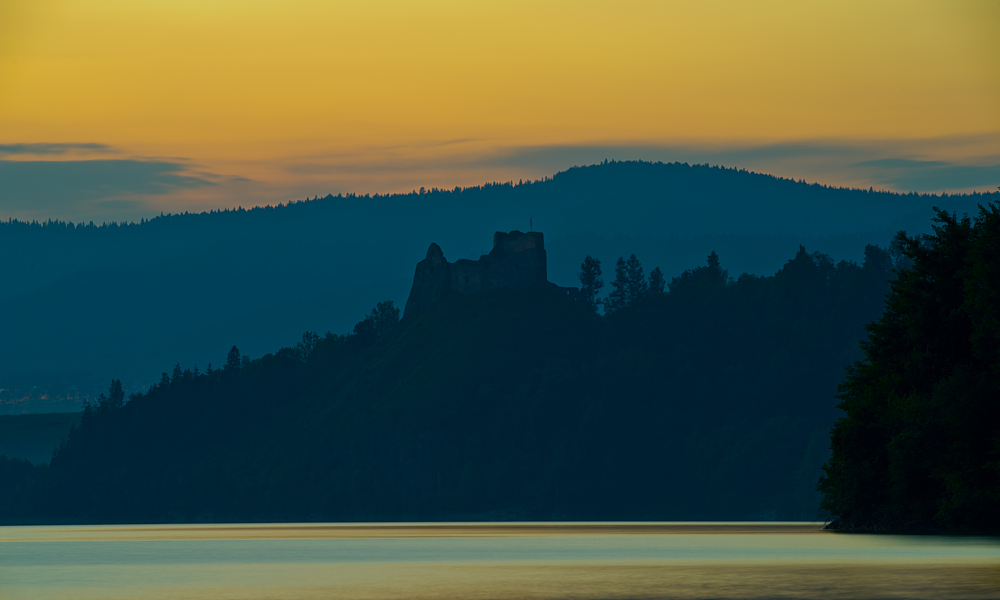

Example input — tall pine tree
[625,254,647,304]
[648,267,665,294]
[604,257,628,314]
[578,255,604,314]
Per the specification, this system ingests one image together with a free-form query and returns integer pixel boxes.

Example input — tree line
[0,233,910,525]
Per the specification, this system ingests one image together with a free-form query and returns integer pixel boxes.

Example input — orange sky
[1,0,998,220]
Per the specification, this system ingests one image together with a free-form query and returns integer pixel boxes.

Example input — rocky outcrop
[404,230,551,318]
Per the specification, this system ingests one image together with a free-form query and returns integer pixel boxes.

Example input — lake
[2,522,997,599]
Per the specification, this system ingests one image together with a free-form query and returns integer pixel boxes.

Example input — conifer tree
[578,256,604,314]
[625,254,647,303]
[648,266,665,294]
[604,257,629,313]
[108,379,124,410]
[225,346,241,373]
[706,250,729,284]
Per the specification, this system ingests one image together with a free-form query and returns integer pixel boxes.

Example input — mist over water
[3,523,997,599]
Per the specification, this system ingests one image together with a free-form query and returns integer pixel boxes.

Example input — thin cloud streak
[2,134,999,223]
[0,159,216,220]
[0,143,116,156]
[271,134,1000,194]
[869,164,1000,192]
[853,158,951,169]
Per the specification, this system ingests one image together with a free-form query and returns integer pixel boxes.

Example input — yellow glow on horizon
[1,0,998,204]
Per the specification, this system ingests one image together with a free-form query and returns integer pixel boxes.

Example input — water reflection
[2,523,997,599]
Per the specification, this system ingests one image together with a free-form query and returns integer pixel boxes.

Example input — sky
[1,0,998,222]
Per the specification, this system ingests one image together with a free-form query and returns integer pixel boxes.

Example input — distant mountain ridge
[2,161,994,410]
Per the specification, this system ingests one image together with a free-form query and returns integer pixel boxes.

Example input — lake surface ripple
[2,522,997,599]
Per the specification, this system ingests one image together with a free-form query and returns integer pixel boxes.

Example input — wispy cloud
[861,162,1000,192]
[2,133,998,223]
[0,159,215,219]
[453,135,1000,193]
[852,158,950,169]
[0,143,116,157]
[270,133,1000,193]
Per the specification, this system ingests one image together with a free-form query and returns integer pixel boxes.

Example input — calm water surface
[1,522,997,599]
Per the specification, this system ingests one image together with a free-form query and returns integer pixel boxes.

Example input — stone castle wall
[404,230,550,318]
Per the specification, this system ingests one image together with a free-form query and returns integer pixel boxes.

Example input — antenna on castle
[530,215,533,231]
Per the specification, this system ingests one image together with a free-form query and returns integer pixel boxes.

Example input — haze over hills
[2,204,995,533]
[2,160,994,411]
[0,233,897,522]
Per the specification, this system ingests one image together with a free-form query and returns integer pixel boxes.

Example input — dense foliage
[0,243,898,524]
[819,204,1000,534]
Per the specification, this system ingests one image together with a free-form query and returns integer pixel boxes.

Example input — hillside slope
[3,161,991,408]
[1,242,895,523]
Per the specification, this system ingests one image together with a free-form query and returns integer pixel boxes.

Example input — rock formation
[404,230,561,318]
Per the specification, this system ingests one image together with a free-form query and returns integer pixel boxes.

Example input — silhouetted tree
[172,363,182,382]
[669,251,730,293]
[625,254,647,303]
[862,244,892,276]
[80,396,98,423]
[353,300,400,341]
[707,250,721,270]
[108,379,124,410]
[578,256,604,314]
[706,250,728,284]
[225,346,241,373]
[297,332,321,359]
[373,300,400,336]
[604,257,629,313]
[648,267,665,295]
[888,235,915,272]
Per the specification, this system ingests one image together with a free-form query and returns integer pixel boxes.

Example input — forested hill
[2,161,993,411]
[1,242,897,523]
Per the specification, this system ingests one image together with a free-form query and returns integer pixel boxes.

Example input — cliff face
[404,231,548,318]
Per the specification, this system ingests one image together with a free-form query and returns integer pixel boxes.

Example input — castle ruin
[404,230,560,318]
